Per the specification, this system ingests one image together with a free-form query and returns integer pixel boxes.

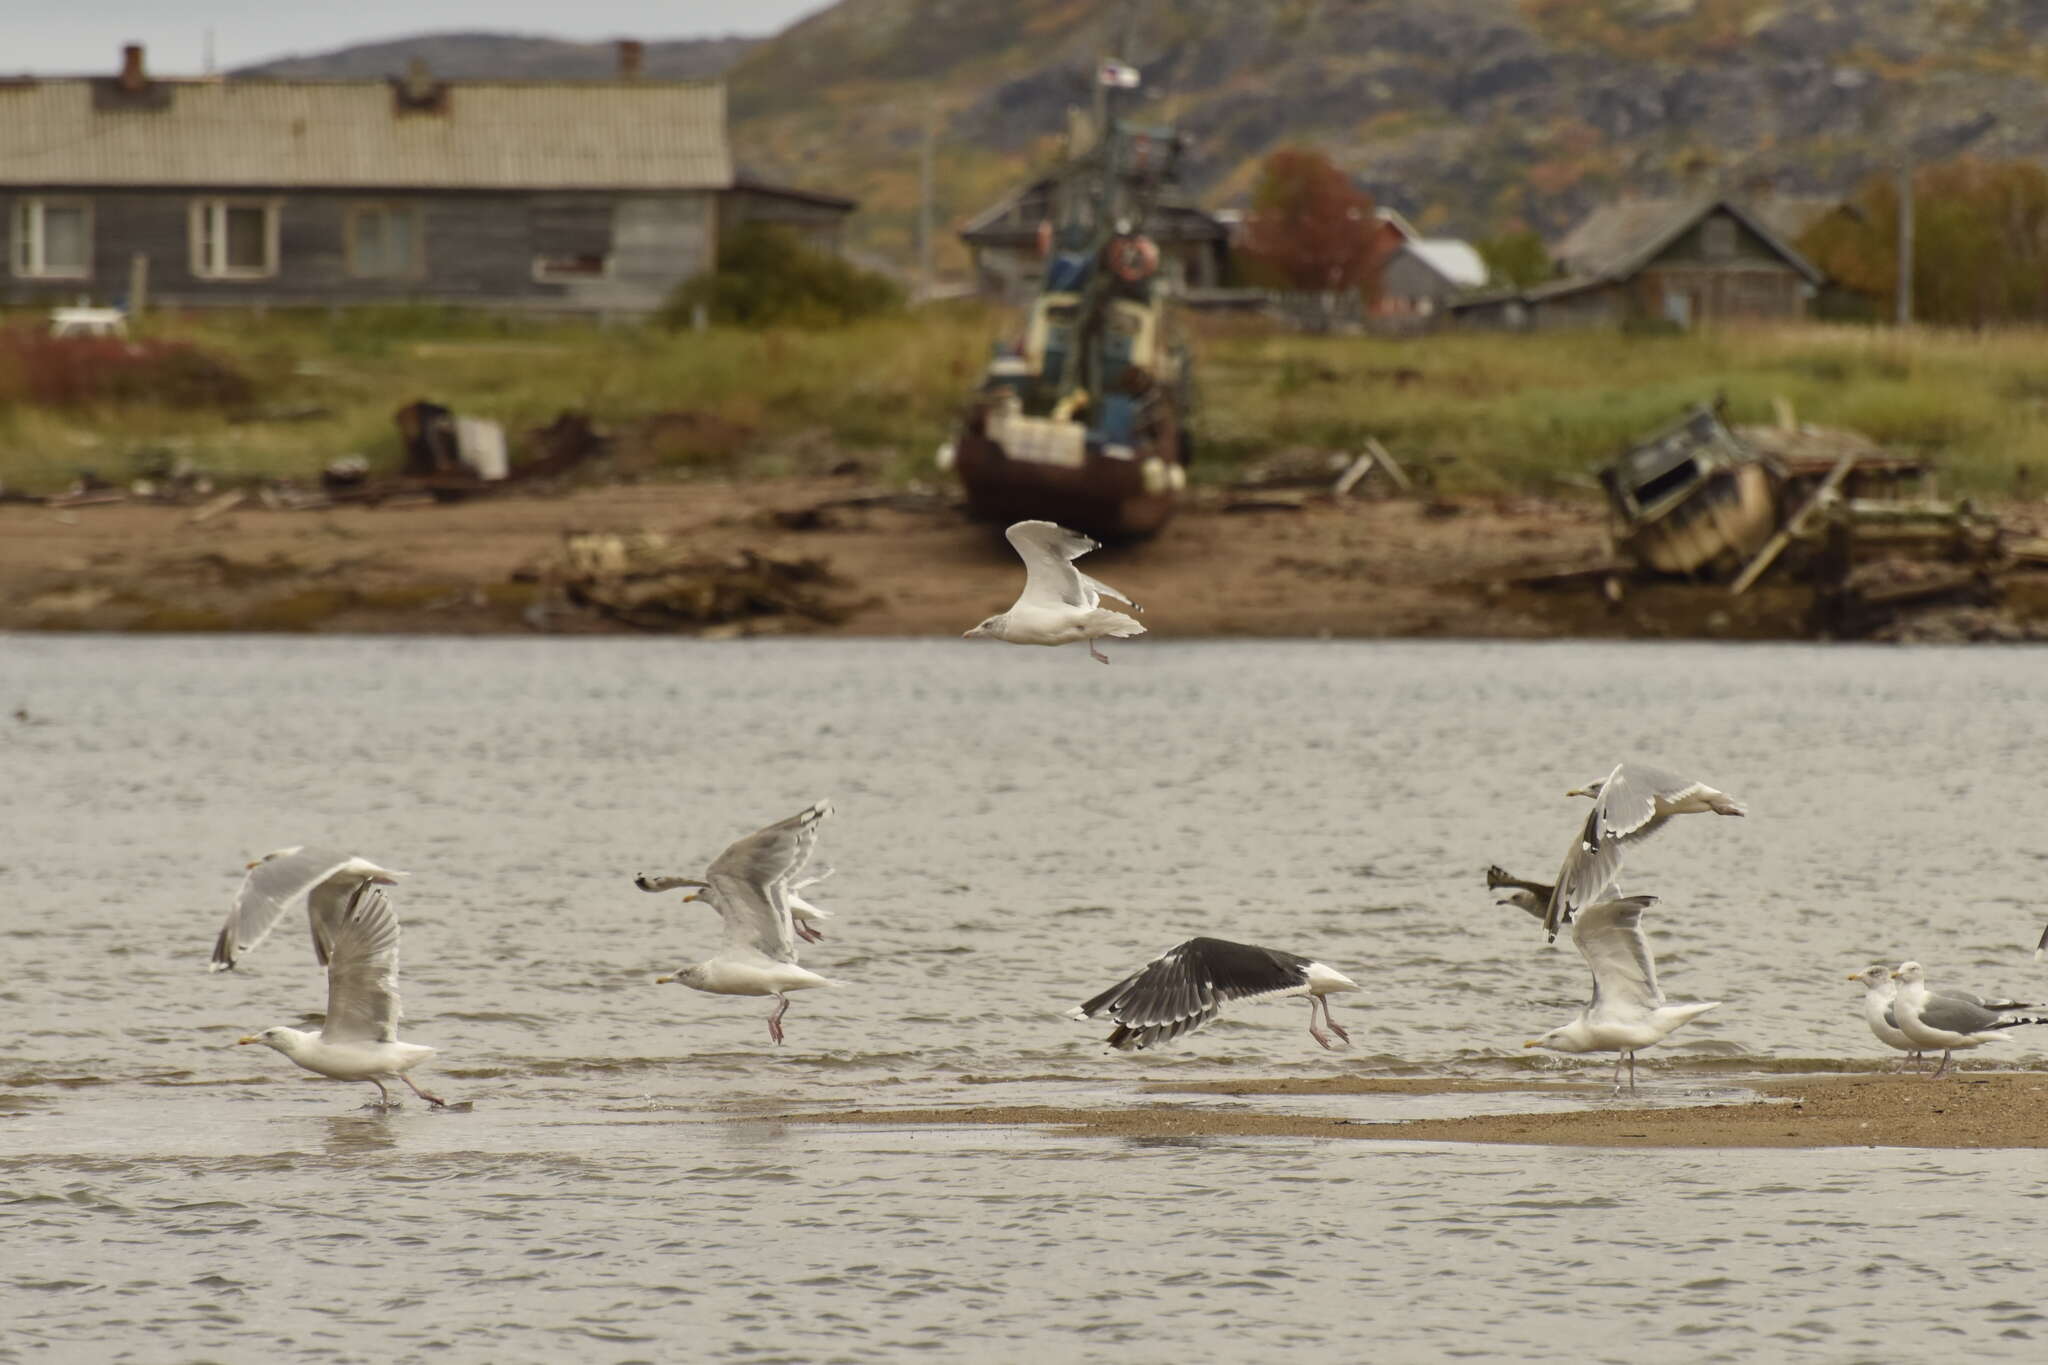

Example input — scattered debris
[552,533,867,632]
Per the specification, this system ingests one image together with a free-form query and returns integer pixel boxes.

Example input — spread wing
[211,846,354,971]
[704,800,833,960]
[1070,937,1314,1051]
[1571,896,1663,1015]
[1544,797,1623,939]
[1597,763,1714,839]
[320,883,403,1044]
[1006,520,1103,610]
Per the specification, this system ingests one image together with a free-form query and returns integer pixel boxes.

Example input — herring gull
[236,881,450,1108]
[211,846,404,971]
[962,520,1145,664]
[1890,961,2048,1079]
[1487,865,1553,923]
[1524,896,1720,1092]
[1847,964,1924,1068]
[1541,763,1745,940]
[1067,937,1359,1051]
[636,800,841,1044]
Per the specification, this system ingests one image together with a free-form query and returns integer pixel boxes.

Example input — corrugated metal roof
[0,79,731,190]
[1401,239,1488,288]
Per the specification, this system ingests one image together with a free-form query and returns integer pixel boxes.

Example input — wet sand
[0,478,1827,637]
[780,1072,2048,1149]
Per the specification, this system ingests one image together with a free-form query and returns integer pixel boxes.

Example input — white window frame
[189,198,281,280]
[345,201,425,280]
[532,253,612,283]
[11,197,93,280]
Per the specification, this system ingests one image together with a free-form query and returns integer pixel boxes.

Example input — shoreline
[6,477,2044,640]
[769,1072,2048,1149]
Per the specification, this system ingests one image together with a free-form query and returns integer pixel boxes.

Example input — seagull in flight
[962,520,1146,664]
[1525,895,1720,1093]
[211,847,405,971]
[1068,937,1359,1052]
[636,800,841,1044]
[236,881,451,1109]
[1541,763,1745,940]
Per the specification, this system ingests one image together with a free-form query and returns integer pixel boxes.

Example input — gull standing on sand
[1847,964,1925,1068]
[962,520,1145,664]
[236,881,451,1108]
[1068,937,1360,1051]
[636,800,840,1044]
[1524,896,1720,1093]
[1542,763,1746,941]
[210,846,405,971]
[1890,961,2048,1079]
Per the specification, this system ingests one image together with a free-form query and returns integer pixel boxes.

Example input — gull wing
[211,846,355,971]
[704,800,833,961]
[1571,896,1664,1015]
[320,883,403,1045]
[1914,993,2006,1036]
[1543,799,1622,940]
[1006,520,1104,610]
[1070,937,1315,1051]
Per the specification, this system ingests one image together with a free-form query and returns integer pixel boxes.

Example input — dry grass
[3,307,2046,498]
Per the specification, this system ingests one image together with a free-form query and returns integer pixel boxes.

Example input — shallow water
[5,636,2047,1360]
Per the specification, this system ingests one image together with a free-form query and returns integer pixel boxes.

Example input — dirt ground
[774,1071,2048,1149]
[0,477,1839,638]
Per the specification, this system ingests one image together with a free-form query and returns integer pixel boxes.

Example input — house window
[11,198,92,279]
[346,203,423,278]
[1701,216,1736,258]
[533,253,609,282]
[190,199,280,279]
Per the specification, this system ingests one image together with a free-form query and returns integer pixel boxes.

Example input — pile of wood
[553,532,864,632]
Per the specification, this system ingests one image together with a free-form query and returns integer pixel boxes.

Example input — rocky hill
[233,3,2048,271]
[234,31,756,81]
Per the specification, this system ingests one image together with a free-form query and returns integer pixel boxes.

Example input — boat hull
[953,411,1185,542]
[1624,461,1780,577]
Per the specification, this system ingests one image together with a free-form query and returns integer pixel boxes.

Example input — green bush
[663,224,904,329]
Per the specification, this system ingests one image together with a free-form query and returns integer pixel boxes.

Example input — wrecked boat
[941,60,1195,541]
[1598,404,1780,578]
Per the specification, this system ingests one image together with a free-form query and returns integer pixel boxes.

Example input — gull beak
[245,860,261,870]
[1890,970,1903,979]
[236,1035,258,1045]
[1846,971,1865,981]
[654,973,676,985]
[680,892,701,903]
[1523,1039,1543,1048]
[961,628,980,639]
[1565,787,1591,799]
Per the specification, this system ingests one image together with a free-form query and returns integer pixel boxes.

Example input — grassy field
[3,306,2047,498]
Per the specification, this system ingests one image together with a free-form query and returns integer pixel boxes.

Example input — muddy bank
[776,1072,2048,1149]
[2,477,2043,638]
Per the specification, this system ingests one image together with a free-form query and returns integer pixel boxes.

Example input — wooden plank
[1331,451,1376,498]
[1728,453,1857,596]
[188,489,246,524]
[1364,437,1411,491]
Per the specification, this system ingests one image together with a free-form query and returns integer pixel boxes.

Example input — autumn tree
[1800,157,2048,325]
[1236,147,1377,293]
[1476,230,1551,288]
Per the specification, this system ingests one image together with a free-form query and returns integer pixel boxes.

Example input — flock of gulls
[209,519,2048,1107]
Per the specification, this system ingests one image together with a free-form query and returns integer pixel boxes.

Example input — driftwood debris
[1727,453,1857,595]
[556,532,863,632]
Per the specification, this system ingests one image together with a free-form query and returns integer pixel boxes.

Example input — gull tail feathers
[1091,609,1145,639]
[1987,1014,2048,1031]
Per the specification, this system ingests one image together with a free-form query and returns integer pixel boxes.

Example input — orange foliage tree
[1236,147,1377,293]
[1800,157,2048,325]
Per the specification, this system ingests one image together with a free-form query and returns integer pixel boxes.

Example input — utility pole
[1895,156,1914,327]
[918,101,936,300]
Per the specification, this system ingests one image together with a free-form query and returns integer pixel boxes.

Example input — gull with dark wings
[636,800,841,1044]
[1541,763,1746,941]
[962,520,1145,664]
[1068,937,1359,1052]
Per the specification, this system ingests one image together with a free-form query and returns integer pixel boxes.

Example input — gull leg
[1320,997,1351,1046]
[1305,997,1335,1051]
[1628,1052,1638,1092]
[767,994,789,1046]
[1928,1049,1954,1080]
[401,1075,449,1108]
[365,1078,396,1110]
[1088,641,1111,665]
[794,920,824,944]
[1611,1054,1625,1094]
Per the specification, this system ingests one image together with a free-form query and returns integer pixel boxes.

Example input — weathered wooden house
[1451,195,1825,330]
[960,174,1230,301]
[1,44,854,316]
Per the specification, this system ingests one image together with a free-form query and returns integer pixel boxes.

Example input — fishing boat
[941,58,1196,541]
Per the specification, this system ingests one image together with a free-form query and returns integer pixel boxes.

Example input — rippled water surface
[5,636,2047,1360]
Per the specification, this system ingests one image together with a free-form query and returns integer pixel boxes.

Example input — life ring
[1105,234,1159,283]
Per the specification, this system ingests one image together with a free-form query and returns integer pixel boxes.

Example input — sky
[3,1,829,75]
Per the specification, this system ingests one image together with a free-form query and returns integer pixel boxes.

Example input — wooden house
[0,44,854,316]
[1451,195,1825,331]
